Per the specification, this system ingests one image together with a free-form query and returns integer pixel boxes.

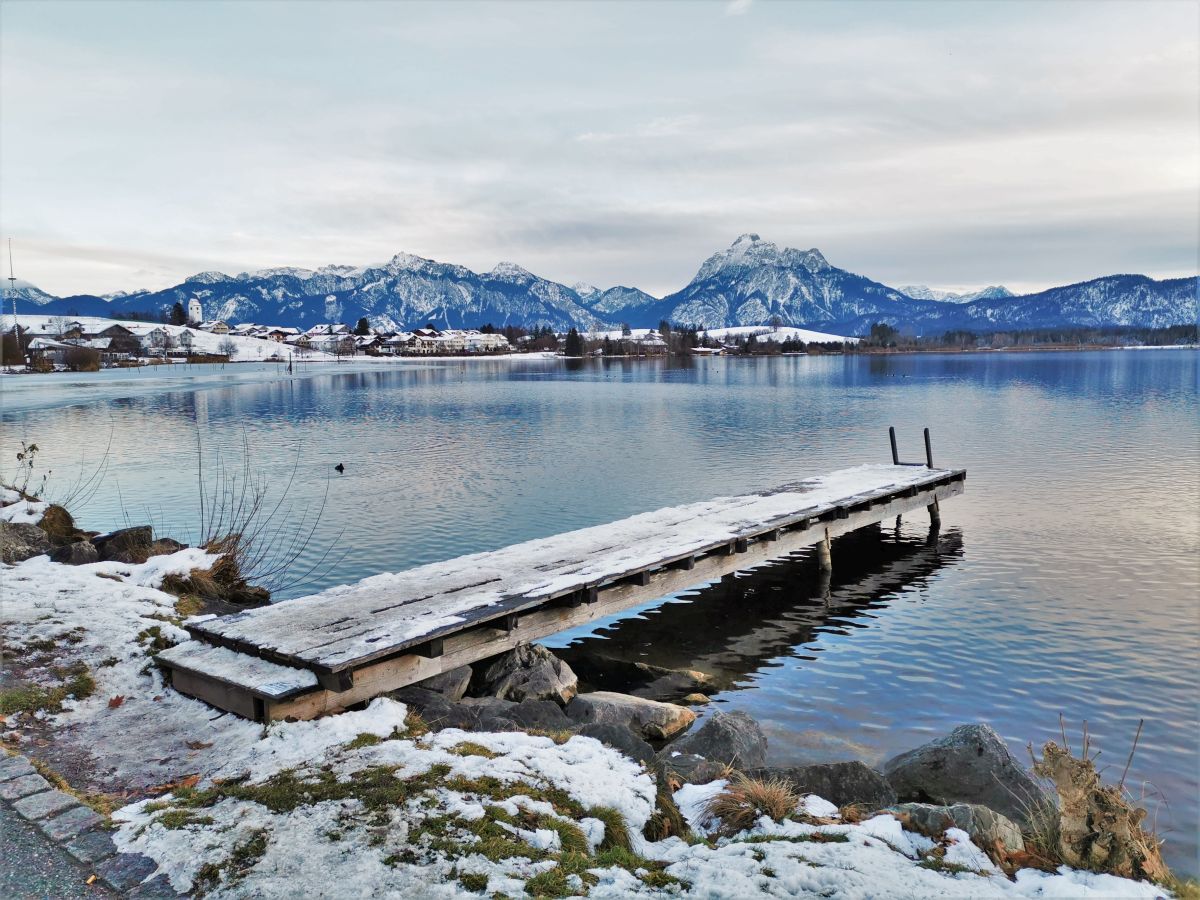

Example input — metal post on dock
[889,427,900,465]
[924,427,941,527]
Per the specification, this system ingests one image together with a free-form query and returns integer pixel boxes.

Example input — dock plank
[188,464,962,674]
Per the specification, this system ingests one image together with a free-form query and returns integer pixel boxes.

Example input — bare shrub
[701,774,798,836]
[192,430,344,600]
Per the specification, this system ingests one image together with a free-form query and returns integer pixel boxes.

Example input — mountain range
[10,235,1196,336]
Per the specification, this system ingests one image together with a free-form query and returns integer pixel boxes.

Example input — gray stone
[93,526,154,562]
[472,643,578,705]
[39,805,105,842]
[565,691,696,741]
[64,828,118,864]
[442,697,519,732]
[504,699,573,731]
[148,538,185,556]
[0,755,36,781]
[577,723,656,767]
[414,665,472,701]
[557,651,713,702]
[389,686,457,724]
[50,541,100,566]
[882,724,1050,826]
[890,802,1025,857]
[667,711,767,768]
[128,873,185,898]
[657,751,729,784]
[13,788,77,821]
[744,761,896,811]
[0,772,51,801]
[0,522,52,563]
[96,852,159,891]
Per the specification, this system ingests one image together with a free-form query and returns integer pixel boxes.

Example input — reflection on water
[554,525,963,696]
[2,351,1197,872]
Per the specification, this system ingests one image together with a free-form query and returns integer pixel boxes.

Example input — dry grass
[702,774,799,836]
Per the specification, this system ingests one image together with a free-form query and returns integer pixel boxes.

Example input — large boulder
[666,711,767,769]
[50,541,100,566]
[744,761,896,811]
[414,665,472,701]
[504,699,573,731]
[882,724,1049,825]
[577,723,656,767]
[471,643,578,705]
[93,526,154,563]
[36,504,80,545]
[889,802,1025,858]
[565,691,696,741]
[0,522,52,563]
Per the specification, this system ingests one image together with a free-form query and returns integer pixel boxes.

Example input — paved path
[0,753,180,898]
[0,804,116,899]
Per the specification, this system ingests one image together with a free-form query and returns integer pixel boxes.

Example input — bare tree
[49,316,71,338]
[218,336,238,359]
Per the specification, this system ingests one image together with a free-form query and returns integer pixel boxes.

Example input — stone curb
[0,751,182,897]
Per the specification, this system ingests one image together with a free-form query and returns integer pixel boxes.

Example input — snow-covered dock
[160,463,965,721]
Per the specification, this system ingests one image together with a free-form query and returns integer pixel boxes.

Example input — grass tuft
[702,774,798,836]
[587,806,631,853]
[449,741,500,759]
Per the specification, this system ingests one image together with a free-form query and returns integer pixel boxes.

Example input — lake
[2,350,1197,874]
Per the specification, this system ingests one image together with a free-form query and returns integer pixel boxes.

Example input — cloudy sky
[1,0,1196,298]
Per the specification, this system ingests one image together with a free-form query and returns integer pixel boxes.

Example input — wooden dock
[159,461,966,721]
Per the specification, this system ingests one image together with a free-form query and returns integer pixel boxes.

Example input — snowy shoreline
[0,496,1182,898]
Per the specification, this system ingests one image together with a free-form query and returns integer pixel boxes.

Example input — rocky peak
[489,261,535,281]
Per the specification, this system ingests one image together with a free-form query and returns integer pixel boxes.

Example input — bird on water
[334,463,345,473]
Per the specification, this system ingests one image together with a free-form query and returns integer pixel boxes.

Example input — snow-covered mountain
[11,238,1196,335]
[26,253,607,332]
[646,234,932,331]
[899,284,1014,304]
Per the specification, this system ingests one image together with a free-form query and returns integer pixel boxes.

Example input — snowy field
[0,535,1172,898]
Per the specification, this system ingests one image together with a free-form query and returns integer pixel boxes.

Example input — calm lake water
[2,351,1197,873]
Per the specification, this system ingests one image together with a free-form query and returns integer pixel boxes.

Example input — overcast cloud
[1,0,1196,297]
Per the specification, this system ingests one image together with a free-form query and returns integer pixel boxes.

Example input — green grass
[586,806,631,852]
[155,810,215,830]
[191,830,270,895]
[344,733,383,750]
[0,663,95,715]
[737,832,850,845]
[169,763,454,815]
[458,872,489,893]
[449,741,500,759]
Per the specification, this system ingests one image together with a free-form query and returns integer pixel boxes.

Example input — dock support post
[927,496,941,528]
[816,528,832,572]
